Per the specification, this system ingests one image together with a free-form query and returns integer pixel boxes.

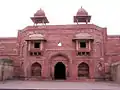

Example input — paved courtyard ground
[0,80,119,90]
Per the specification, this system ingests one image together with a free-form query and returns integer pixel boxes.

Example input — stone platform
[0,80,119,90]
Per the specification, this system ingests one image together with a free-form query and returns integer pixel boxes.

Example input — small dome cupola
[31,8,49,25]
[74,7,91,24]
[76,7,88,16]
[34,8,45,17]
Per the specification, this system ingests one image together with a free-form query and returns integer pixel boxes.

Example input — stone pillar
[28,41,30,51]
[52,63,55,80]
[116,65,120,83]
[24,65,28,80]
[41,61,46,80]
[68,59,75,80]
[71,62,77,80]
[89,60,94,79]
[88,41,91,50]
[49,63,53,80]
[23,41,29,80]
[76,40,79,50]
[40,41,43,50]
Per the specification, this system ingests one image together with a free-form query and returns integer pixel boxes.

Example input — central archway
[54,62,66,80]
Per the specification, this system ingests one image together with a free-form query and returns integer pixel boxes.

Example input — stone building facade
[0,7,120,81]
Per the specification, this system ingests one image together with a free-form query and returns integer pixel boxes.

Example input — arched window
[31,62,42,76]
[78,62,89,78]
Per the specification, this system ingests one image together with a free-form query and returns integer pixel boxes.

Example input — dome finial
[40,8,42,10]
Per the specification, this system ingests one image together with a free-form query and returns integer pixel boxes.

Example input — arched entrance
[78,62,89,78]
[31,62,42,76]
[54,62,66,80]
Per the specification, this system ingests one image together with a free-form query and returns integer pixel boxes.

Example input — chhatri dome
[76,7,88,16]
[31,8,49,24]
[34,8,46,17]
[74,7,91,24]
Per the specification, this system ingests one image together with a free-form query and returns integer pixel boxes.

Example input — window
[30,52,33,56]
[38,52,41,55]
[80,42,86,48]
[82,52,85,55]
[77,52,90,56]
[78,52,82,56]
[30,52,41,56]
[34,42,40,48]
[86,52,90,56]
[34,52,37,55]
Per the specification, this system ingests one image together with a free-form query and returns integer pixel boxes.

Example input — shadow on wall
[0,58,14,81]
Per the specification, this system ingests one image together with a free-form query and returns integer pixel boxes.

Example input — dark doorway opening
[54,62,66,80]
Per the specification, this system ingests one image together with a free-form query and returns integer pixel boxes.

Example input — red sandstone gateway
[0,7,118,81]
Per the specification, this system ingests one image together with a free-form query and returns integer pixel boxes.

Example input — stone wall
[0,38,18,56]
[111,62,120,83]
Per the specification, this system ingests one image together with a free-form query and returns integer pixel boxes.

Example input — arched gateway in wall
[54,62,66,79]
[50,53,69,80]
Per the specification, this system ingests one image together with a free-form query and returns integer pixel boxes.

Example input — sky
[0,0,120,37]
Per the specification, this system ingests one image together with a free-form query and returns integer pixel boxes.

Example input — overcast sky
[0,0,120,37]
